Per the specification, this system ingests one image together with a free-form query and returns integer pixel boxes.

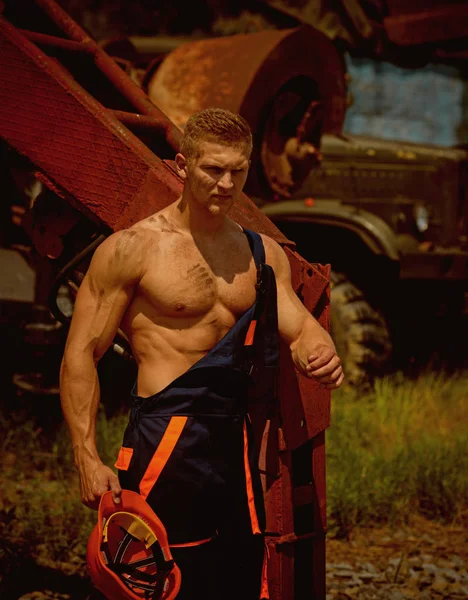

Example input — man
[60,108,344,599]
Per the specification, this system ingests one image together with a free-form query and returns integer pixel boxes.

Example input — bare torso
[120,208,258,397]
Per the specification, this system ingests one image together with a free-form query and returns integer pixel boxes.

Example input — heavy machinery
[135,2,468,385]
[1,0,467,596]
[4,1,468,386]
[0,1,333,598]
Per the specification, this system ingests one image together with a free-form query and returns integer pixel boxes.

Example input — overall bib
[115,228,279,599]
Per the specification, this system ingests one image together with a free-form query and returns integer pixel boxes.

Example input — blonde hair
[180,108,252,161]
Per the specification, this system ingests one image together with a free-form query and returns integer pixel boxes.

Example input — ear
[175,153,188,180]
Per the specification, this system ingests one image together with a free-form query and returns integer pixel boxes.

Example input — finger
[323,372,345,389]
[306,356,331,372]
[315,364,343,383]
[307,346,335,367]
[82,494,100,511]
[80,479,101,511]
[109,475,122,504]
[307,355,341,378]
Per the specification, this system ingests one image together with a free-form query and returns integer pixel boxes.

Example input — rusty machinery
[0,1,334,598]
[140,10,468,385]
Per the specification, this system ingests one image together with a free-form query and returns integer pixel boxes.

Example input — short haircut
[180,108,252,161]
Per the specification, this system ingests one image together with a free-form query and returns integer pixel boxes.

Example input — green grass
[0,370,466,577]
[327,370,468,538]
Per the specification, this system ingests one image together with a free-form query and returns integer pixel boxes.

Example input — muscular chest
[138,239,257,318]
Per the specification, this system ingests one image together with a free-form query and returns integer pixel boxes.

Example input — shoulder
[259,233,291,277]
[88,226,158,284]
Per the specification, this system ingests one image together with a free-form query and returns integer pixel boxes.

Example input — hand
[305,344,344,389]
[78,459,122,510]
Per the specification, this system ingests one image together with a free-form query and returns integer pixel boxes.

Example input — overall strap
[242,227,265,268]
[240,228,279,383]
[241,227,265,359]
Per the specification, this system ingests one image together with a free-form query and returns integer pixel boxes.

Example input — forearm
[265,234,344,387]
[60,351,102,469]
[60,348,123,508]
[290,315,335,370]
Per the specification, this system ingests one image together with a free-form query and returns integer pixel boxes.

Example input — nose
[218,171,234,190]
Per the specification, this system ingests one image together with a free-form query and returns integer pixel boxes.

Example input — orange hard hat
[87,490,181,600]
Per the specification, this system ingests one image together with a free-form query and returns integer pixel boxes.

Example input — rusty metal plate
[148,26,346,135]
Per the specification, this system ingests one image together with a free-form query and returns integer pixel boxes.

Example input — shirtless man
[60,108,343,599]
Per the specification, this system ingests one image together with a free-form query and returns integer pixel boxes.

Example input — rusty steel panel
[279,249,331,449]
[0,17,173,228]
[148,26,347,135]
[148,28,294,129]
[261,254,330,599]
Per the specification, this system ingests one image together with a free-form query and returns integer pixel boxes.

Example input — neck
[172,195,228,235]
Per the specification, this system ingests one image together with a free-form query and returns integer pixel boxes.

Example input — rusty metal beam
[33,0,182,153]
[19,28,94,53]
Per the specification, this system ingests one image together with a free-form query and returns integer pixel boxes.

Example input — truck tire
[330,272,392,386]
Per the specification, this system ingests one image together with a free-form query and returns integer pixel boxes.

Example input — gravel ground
[11,516,468,600]
[326,515,468,599]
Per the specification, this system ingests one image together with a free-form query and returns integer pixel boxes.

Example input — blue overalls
[115,228,279,599]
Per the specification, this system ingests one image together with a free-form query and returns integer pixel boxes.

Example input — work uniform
[115,229,279,599]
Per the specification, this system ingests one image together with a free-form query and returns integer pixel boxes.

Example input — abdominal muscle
[123,306,239,398]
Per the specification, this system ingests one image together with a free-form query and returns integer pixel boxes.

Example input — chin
[209,201,233,215]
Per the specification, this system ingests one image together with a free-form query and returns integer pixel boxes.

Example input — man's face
[176,141,250,215]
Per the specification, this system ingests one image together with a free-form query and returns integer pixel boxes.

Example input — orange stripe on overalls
[243,420,261,534]
[139,416,187,501]
[244,319,257,346]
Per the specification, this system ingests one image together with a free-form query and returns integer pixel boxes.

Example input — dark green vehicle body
[260,133,468,382]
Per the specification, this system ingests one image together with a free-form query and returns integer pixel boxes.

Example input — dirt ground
[327,513,468,568]
[6,514,467,600]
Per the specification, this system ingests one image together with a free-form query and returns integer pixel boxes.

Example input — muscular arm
[60,230,143,509]
[263,236,344,389]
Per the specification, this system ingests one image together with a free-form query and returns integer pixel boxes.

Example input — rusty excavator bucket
[0,1,332,598]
